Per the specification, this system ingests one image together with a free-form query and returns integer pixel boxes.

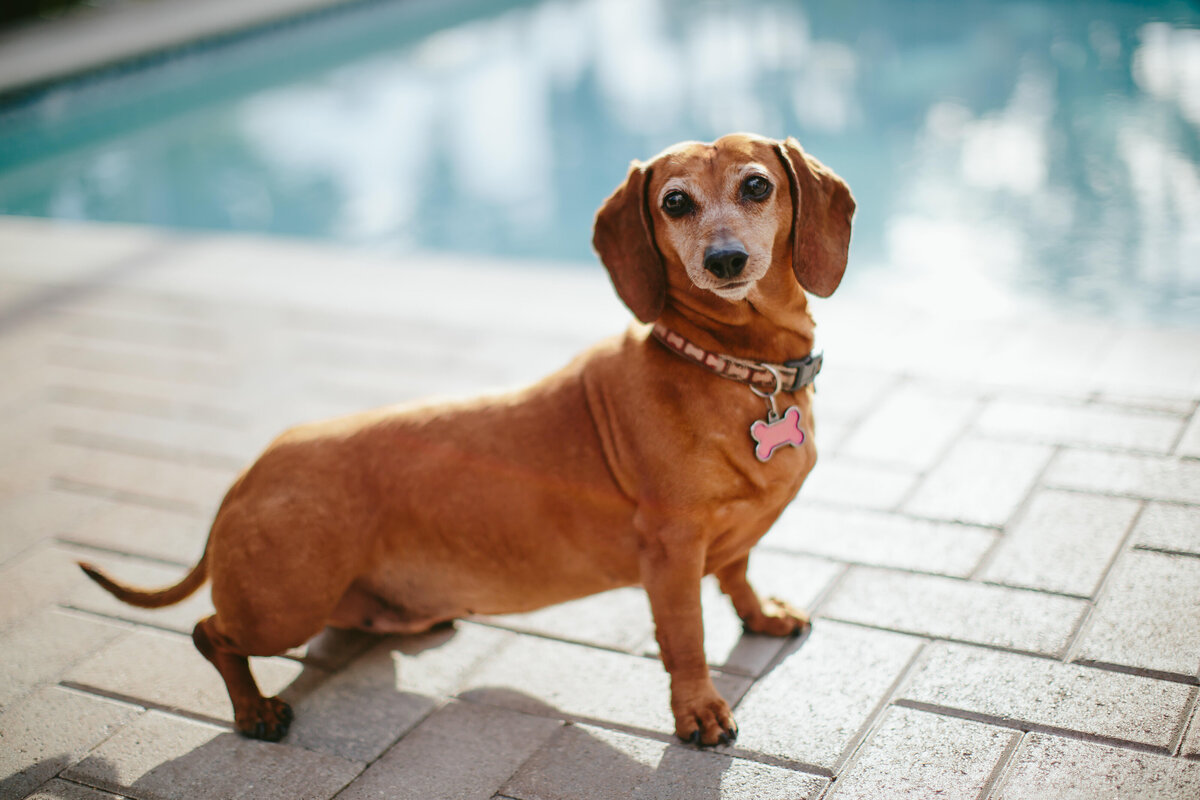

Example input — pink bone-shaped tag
[749,405,806,462]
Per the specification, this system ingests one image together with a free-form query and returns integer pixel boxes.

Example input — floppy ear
[592,160,666,323]
[774,137,856,297]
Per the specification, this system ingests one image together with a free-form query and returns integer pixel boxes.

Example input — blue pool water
[1,0,1198,324]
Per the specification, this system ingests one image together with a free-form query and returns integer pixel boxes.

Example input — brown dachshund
[79,133,854,747]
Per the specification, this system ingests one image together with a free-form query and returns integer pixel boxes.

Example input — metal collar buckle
[783,351,823,392]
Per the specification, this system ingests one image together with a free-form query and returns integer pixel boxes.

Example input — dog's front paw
[742,596,810,637]
[672,683,738,747]
[235,696,294,742]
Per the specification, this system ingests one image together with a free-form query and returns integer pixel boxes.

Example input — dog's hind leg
[192,616,294,741]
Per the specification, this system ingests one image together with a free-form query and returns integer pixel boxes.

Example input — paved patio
[0,215,1198,798]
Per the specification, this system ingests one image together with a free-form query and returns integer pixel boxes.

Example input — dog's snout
[703,244,748,280]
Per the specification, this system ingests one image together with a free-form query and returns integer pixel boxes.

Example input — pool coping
[0,0,370,99]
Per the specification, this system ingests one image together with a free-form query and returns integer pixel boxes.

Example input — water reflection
[0,0,1197,324]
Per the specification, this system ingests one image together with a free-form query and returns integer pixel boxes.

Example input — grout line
[887,387,995,514]
[831,639,931,776]
[803,563,852,621]
[52,425,247,471]
[47,383,248,428]
[970,577,1092,601]
[57,680,231,730]
[59,604,201,640]
[808,617,1197,685]
[789,498,1007,530]
[1070,658,1199,687]
[767,552,1098,602]
[814,617,1066,661]
[964,442,1064,583]
[977,730,1027,800]
[0,238,180,334]
[45,688,148,798]
[452,690,836,778]
[819,372,909,461]
[50,475,211,517]
[328,700,449,800]
[47,344,238,388]
[47,775,140,800]
[970,431,1193,459]
[55,538,200,570]
[892,698,1175,756]
[1132,544,1200,560]
[756,543,1001,584]
[964,533,1008,583]
[1039,483,1200,509]
[464,617,660,664]
[1166,400,1200,455]
[1062,500,1149,663]
[55,318,230,354]
[1168,687,1199,757]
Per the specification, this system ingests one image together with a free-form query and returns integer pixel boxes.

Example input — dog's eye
[742,175,772,200]
[662,190,694,217]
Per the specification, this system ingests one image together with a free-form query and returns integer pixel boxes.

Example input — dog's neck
[656,270,816,365]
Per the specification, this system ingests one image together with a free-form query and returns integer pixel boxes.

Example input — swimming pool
[1,0,1198,324]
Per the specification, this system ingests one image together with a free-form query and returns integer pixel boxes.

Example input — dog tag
[750,405,806,462]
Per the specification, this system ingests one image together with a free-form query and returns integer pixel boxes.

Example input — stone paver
[51,444,235,516]
[285,623,515,762]
[827,705,1016,800]
[483,587,654,654]
[1177,409,1200,457]
[838,383,978,470]
[899,642,1193,748]
[3,216,1200,799]
[822,567,1087,655]
[993,732,1200,799]
[977,397,1186,453]
[0,686,141,800]
[64,628,304,725]
[65,554,216,635]
[1133,502,1200,555]
[732,621,922,770]
[1046,449,1200,504]
[502,723,827,800]
[22,780,127,800]
[808,368,895,430]
[980,490,1140,596]
[793,457,917,510]
[764,505,996,578]
[0,609,126,708]
[35,490,209,567]
[338,701,562,800]
[1073,550,1200,679]
[0,544,134,630]
[64,711,363,800]
[904,439,1053,526]
[457,632,748,738]
[1183,703,1200,757]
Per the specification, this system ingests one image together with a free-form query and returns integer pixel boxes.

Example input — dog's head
[593,133,855,323]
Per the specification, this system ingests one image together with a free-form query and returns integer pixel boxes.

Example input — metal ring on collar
[748,362,784,398]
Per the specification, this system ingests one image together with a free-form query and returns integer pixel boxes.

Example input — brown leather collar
[650,322,822,393]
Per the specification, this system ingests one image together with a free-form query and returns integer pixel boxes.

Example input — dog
[79,133,854,747]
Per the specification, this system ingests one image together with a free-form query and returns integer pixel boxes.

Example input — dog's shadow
[13,625,806,800]
[454,687,741,800]
[285,621,809,798]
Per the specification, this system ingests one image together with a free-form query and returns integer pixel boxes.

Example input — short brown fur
[81,133,854,746]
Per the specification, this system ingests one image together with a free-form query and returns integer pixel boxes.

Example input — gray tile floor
[1,215,1198,799]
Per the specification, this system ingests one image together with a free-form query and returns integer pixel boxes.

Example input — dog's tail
[78,546,209,609]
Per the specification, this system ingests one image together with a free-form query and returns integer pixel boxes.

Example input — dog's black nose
[703,244,748,280]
